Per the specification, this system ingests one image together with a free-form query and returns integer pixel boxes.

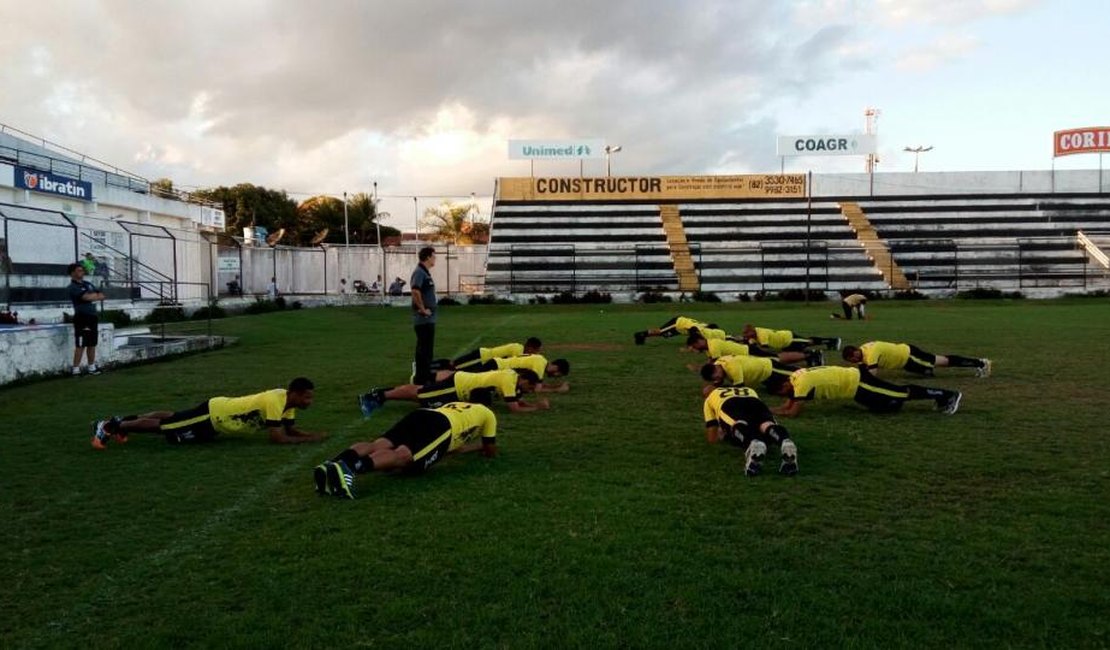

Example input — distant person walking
[411,247,437,384]
[67,262,105,376]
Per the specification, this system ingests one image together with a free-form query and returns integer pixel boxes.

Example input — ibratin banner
[498,174,806,201]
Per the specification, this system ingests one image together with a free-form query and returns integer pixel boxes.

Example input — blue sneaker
[358,391,383,418]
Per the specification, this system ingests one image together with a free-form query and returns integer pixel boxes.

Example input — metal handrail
[1077,231,1110,269]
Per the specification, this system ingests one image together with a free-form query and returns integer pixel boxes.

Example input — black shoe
[779,441,799,476]
[806,350,825,367]
[633,332,647,346]
[313,463,330,495]
[827,338,842,351]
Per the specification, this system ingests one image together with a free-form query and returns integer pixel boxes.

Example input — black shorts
[452,349,483,370]
[73,313,99,348]
[467,360,499,373]
[853,372,911,413]
[416,376,460,408]
[762,360,797,393]
[382,409,453,473]
[160,401,218,444]
[904,345,937,375]
[720,397,775,448]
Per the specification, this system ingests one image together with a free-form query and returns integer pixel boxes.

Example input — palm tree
[421,201,488,245]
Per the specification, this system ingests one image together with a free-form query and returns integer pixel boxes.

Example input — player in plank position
[685,331,823,367]
[359,368,548,415]
[699,355,798,394]
[431,338,543,371]
[842,341,991,378]
[832,293,869,320]
[741,324,841,353]
[702,386,798,477]
[91,377,324,449]
[771,366,962,417]
[315,402,497,499]
[633,316,725,345]
[439,354,571,393]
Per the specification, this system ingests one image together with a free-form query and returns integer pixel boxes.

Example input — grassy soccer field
[2,299,1109,648]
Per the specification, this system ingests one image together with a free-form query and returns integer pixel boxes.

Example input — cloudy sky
[0,0,1105,227]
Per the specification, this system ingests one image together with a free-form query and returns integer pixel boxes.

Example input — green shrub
[692,290,721,303]
[893,290,929,300]
[145,306,187,323]
[637,289,673,303]
[467,294,512,305]
[191,302,227,320]
[777,289,828,301]
[99,310,133,326]
[245,298,281,314]
[274,296,287,310]
[438,297,462,306]
[956,288,1003,299]
[291,300,303,310]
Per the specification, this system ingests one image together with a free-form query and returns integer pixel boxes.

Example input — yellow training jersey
[753,327,796,350]
[860,341,910,370]
[843,293,868,306]
[494,354,548,379]
[669,316,708,335]
[697,326,728,341]
[480,343,525,362]
[435,402,498,451]
[703,386,760,427]
[454,369,520,402]
[789,366,860,401]
[716,355,774,387]
[208,389,295,435]
[706,338,751,359]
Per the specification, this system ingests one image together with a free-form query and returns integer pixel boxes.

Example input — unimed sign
[1054,127,1110,157]
[497,175,806,201]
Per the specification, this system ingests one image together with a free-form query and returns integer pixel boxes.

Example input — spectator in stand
[370,275,382,293]
[388,277,406,296]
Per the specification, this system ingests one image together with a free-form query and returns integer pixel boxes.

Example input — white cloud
[895,33,981,72]
[876,0,1037,26]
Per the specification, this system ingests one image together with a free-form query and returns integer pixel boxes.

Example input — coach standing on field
[410,246,437,384]
[67,262,105,376]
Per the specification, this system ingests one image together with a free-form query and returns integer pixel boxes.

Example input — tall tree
[192,183,299,241]
[150,177,176,199]
[421,201,489,245]
[296,195,347,245]
[346,192,400,244]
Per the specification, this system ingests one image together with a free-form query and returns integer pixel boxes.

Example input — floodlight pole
[343,191,350,293]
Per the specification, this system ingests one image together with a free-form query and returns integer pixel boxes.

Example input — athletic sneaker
[358,391,383,418]
[977,359,992,379]
[327,460,356,499]
[91,420,111,450]
[313,463,330,496]
[779,440,799,476]
[72,367,82,376]
[940,391,963,415]
[806,350,825,367]
[744,440,767,477]
[102,416,128,444]
[634,331,646,346]
[827,337,842,351]
[86,365,102,376]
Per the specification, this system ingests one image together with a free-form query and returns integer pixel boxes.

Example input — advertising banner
[508,139,606,160]
[14,165,94,200]
[776,134,877,156]
[1054,127,1110,157]
[498,174,806,201]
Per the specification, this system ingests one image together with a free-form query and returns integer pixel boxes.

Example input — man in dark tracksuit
[67,262,105,376]
[410,247,438,385]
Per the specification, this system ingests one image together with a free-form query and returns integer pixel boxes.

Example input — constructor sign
[498,174,806,201]
[776,134,877,156]
[1054,127,1110,157]
[508,139,605,160]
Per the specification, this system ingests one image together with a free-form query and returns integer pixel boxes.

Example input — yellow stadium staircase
[839,202,912,291]
[659,204,700,292]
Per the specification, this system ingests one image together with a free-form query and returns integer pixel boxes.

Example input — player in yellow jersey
[91,377,324,449]
[315,402,498,498]
[633,316,721,345]
[741,324,841,352]
[842,341,991,378]
[771,366,962,417]
[433,337,543,371]
[359,368,547,414]
[702,386,798,476]
[446,354,571,392]
[685,331,823,366]
[831,293,869,320]
[698,355,798,394]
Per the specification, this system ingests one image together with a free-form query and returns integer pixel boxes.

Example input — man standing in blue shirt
[410,247,437,385]
[67,262,106,376]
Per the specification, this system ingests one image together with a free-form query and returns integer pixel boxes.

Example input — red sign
[1054,126,1110,157]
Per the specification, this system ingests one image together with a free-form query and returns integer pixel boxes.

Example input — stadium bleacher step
[659,205,700,291]
[840,202,911,291]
